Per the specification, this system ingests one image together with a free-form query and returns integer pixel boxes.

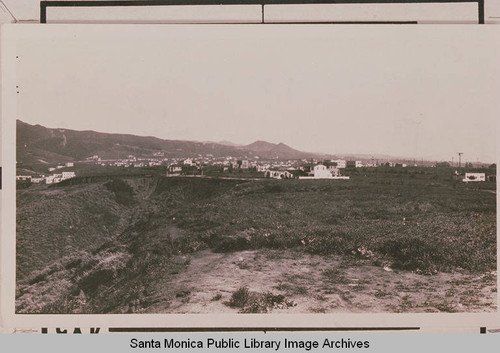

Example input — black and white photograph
[5,24,497,318]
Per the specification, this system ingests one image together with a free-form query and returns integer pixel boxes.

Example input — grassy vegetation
[225,286,296,313]
[152,168,496,274]
[16,166,496,313]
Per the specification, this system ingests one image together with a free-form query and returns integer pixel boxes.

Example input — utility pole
[457,152,463,169]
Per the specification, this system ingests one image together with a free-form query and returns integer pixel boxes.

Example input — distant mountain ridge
[218,140,240,147]
[16,120,325,165]
[238,140,305,156]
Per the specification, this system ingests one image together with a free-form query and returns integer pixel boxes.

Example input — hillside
[16,120,321,164]
[16,180,136,280]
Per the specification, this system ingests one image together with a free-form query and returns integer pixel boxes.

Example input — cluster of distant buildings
[16,153,492,185]
[165,157,361,179]
[82,153,377,180]
[16,171,76,185]
[88,154,381,172]
[16,162,76,185]
[88,154,164,168]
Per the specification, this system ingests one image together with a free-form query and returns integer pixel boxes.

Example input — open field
[16,167,497,313]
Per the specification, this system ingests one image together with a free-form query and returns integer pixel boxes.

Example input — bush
[211,293,222,301]
[226,286,250,308]
[378,236,441,274]
[225,286,296,313]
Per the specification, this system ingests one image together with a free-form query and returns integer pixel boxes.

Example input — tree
[435,162,450,168]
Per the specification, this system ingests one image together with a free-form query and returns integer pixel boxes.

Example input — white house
[241,160,250,169]
[313,164,332,178]
[44,171,75,184]
[327,166,341,177]
[183,158,193,166]
[355,161,363,168]
[62,171,76,180]
[299,164,350,180]
[463,173,486,182]
[168,165,182,174]
[31,177,45,184]
[331,159,346,168]
[265,170,293,179]
[16,175,32,181]
[65,162,74,167]
[257,164,270,172]
[45,175,63,184]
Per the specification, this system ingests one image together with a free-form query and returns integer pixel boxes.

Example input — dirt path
[480,190,496,195]
[144,249,496,314]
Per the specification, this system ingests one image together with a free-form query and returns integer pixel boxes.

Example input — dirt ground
[143,249,497,314]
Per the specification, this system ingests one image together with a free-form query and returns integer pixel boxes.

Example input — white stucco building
[241,160,250,169]
[327,166,341,177]
[62,171,76,180]
[463,173,486,182]
[299,164,350,180]
[313,164,332,178]
[331,159,346,168]
[265,170,293,179]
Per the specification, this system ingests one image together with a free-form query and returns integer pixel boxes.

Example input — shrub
[378,236,441,274]
[225,287,296,313]
[226,286,250,308]
[211,293,222,301]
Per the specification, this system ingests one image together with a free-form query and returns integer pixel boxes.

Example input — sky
[14,25,500,163]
